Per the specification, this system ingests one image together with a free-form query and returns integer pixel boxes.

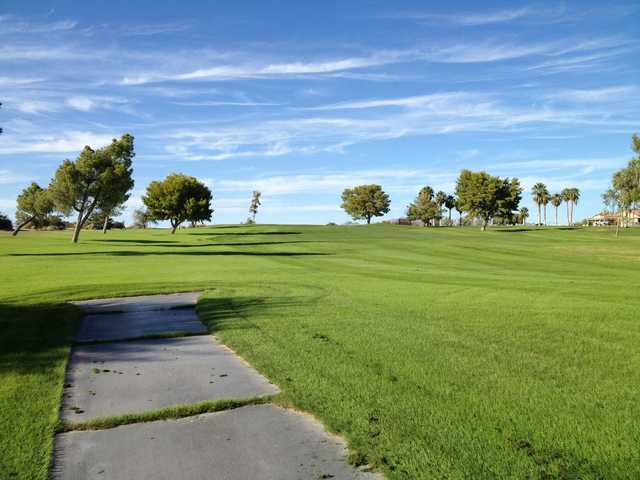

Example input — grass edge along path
[55,395,276,433]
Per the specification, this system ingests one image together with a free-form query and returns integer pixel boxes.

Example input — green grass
[1,225,639,479]
[56,395,275,433]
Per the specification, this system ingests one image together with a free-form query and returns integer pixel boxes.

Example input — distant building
[586,209,640,227]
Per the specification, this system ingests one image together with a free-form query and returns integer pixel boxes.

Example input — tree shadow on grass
[197,295,310,334]
[89,239,179,245]
[0,302,79,374]
[187,231,302,236]
[9,250,331,257]
[495,227,582,233]
[90,240,314,248]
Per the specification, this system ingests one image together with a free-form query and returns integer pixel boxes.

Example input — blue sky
[1,1,638,225]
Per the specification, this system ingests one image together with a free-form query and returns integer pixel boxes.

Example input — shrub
[0,212,13,231]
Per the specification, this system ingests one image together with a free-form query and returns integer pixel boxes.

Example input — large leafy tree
[497,177,522,224]
[340,184,390,224]
[406,186,441,226]
[604,134,640,232]
[143,173,213,233]
[12,182,54,236]
[455,169,521,231]
[550,193,562,225]
[49,134,135,243]
[531,183,549,226]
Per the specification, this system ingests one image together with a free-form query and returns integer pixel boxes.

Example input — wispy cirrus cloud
[0,15,77,34]
[119,50,413,85]
[161,87,639,162]
[542,86,638,102]
[388,7,538,26]
[0,131,116,155]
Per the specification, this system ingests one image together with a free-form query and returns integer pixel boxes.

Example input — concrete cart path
[62,336,279,421]
[54,293,378,479]
[72,291,202,314]
[73,292,206,342]
[54,404,377,480]
[75,309,208,342]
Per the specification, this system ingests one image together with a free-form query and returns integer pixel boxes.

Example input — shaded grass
[1,225,639,479]
[0,303,79,480]
[56,395,275,433]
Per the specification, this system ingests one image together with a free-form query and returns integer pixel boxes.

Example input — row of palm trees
[531,183,581,226]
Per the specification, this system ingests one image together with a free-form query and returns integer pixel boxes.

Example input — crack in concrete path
[53,292,378,480]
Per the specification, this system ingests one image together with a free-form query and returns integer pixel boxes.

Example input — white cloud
[212,169,450,196]
[119,51,410,85]
[161,87,639,162]
[0,44,82,61]
[0,76,44,87]
[172,100,280,107]
[0,131,116,155]
[543,86,638,102]
[16,100,58,114]
[389,7,538,26]
[67,96,95,111]
[0,15,77,34]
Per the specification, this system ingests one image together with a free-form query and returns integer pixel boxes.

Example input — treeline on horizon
[1,133,639,240]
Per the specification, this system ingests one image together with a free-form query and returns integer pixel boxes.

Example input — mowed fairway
[1,225,639,479]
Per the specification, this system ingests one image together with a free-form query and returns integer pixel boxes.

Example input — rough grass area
[1,225,639,479]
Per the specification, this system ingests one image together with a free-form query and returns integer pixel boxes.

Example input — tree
[0,212,12,231]
[248,190,262,223]
[88,206,124,232]
[406,186,441,226]
[519,207,529,225]
[550,193,562,225]
[531,183,549,226]
[444,194,456,225]
[49,134,135,243]
[340,184,390,224]
[434,191,447,226]
[143,173,213,233]
[132,208,150,229]
[12,182,54,236]
[455,169,522,231]
[497,177,522,225]
[602,187,622,236]
[454,199,463,226]
[562,188,581,226]
[603,135,640,234]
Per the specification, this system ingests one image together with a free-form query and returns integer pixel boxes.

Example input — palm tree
[444,194,456,226]
[519,207,529,225]
[561,188,581,226]
[565,188,581,226]
[531,183,549,226]
[541,190,550,225]
[550,193,562,225]
[561,188,571,225]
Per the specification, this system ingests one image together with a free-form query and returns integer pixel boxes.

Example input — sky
[1,0,638,225]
